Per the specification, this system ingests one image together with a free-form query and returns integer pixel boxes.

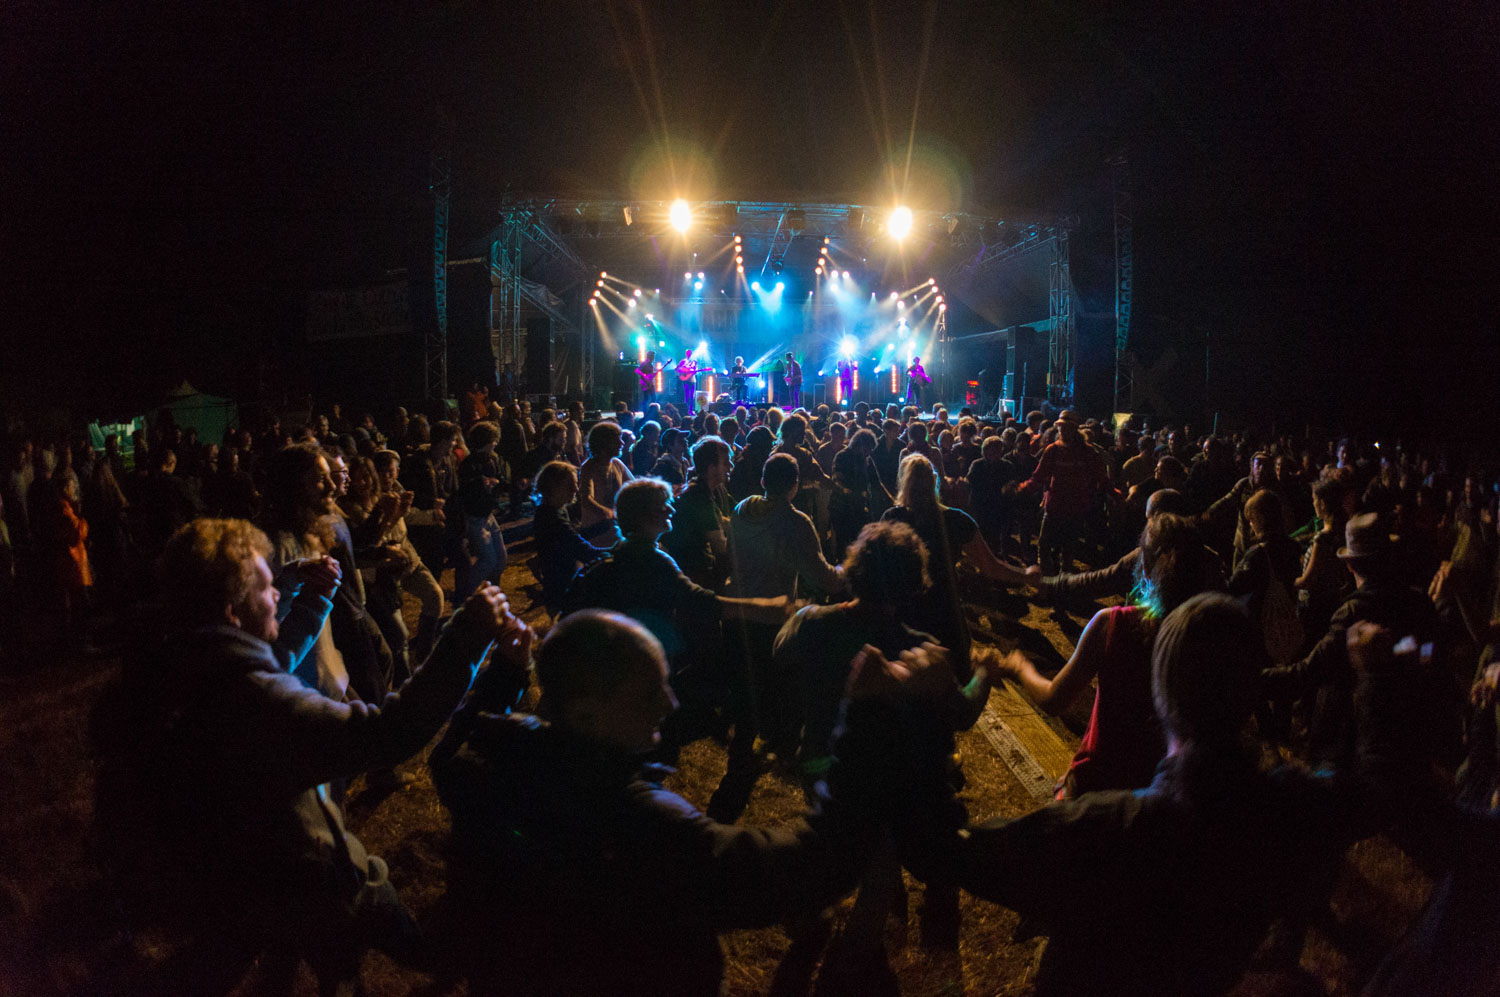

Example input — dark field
[0,544,1433,996]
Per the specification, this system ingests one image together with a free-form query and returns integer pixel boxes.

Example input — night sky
[5,2,1498,439]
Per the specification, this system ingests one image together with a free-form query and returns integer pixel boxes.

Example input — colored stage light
[939,303,947,311]
[697,271,705,279]
[670,199,692,232]
[889,292,899,301]
[840,336,856,357]
[888,206,913,241]
[633,289,642,297]
[659,340,666,347]
[601,272,608,278]
[737,265,745,273]
[696,340,708,357]
[775,281,784,290]
[815,267,823,275]
[628,299,637,308]
[751,281,761,291]
[684,272,692,279]
[597,280,605,287]
[842,271,851,279]
[928,278,935,285]
[694,280,704,289]
[897,300,906,310]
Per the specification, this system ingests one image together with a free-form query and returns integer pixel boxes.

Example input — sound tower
[1005,325,1045,411]
[524,316,552,394]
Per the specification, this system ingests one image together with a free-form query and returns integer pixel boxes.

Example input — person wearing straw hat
[1263,512,1440,763]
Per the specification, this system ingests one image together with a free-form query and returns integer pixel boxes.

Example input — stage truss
[475,197,1071,405]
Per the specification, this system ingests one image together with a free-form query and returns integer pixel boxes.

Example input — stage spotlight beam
[670,199,693,232]
[888,206,913,241]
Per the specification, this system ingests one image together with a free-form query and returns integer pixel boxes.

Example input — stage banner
[307,281,412,342]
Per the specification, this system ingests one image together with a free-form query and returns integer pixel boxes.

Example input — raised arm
[997,608,1111,713]
[963,532,1040,589]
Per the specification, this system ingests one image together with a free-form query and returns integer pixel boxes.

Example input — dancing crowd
[5,391,1500,995]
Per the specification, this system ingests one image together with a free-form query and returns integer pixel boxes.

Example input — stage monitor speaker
[524,316,552,394]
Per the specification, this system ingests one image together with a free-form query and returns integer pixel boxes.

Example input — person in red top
[996,513,1219,798]
[1017,409,1110,573]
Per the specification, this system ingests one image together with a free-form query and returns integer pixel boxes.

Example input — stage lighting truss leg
[425,107,451,402]
[1111,153,1134,415]
[1047,228,1075,407]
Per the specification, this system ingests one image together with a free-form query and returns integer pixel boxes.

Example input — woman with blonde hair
[882,453,1037,669]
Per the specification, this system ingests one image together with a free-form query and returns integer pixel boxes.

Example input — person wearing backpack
[1229,489,1305,666]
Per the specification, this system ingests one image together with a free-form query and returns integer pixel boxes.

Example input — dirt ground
[0,538,1434,996]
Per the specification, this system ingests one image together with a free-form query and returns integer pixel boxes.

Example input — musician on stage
[636,350,658,408]
[730,356,749,404]
[677,349,699,414]
[783,352,803,409]
[905,355,931,410]
[835,358,856,407]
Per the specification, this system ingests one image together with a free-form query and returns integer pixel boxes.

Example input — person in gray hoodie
[727,453,846,760]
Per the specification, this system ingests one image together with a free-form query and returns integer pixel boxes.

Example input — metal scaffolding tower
[424,108,452,401]
[1047,229,1075,406]
[1110,153,1134,413]
[491,200,593,396]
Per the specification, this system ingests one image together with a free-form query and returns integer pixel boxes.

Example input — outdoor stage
[437,197,1078,414]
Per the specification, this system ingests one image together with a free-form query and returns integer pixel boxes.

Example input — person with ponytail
[882,453,1038,674]
[997,513,1220,798]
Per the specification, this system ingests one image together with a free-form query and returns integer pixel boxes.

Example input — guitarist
[905,355,932,410]
[676,349,699,414]
[730,356,749,404]
[782,351,803,409]
[636,350,658,408]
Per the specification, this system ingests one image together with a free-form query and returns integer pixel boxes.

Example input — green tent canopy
[163,381,237,446]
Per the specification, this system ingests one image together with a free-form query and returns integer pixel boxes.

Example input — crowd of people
[6,389,1500,994]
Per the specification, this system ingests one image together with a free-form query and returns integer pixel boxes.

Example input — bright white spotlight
[939,303,947,311]
[644,313,654,320]
[927,278,936,285]
[888,206,913,240]
[633,289,641,297]
[694,279,703,290]
[628,299,637,308]
[684,272,692,279]
[815,267,823,275]
[737,265,745,273]
[695,340,708,357]
[601,271,608,278]
[889,292,899,301]
[697,271,705,279]
[669,199,692,232]
[840,336,856,357]
[751,281,761,291]
[897,300,906,310]
[842,270,851,279]
[775,281,784,291]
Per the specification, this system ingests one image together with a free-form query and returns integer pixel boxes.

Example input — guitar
[677,359,699,382]
[907,364,932,385]
[636,364,659,391]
